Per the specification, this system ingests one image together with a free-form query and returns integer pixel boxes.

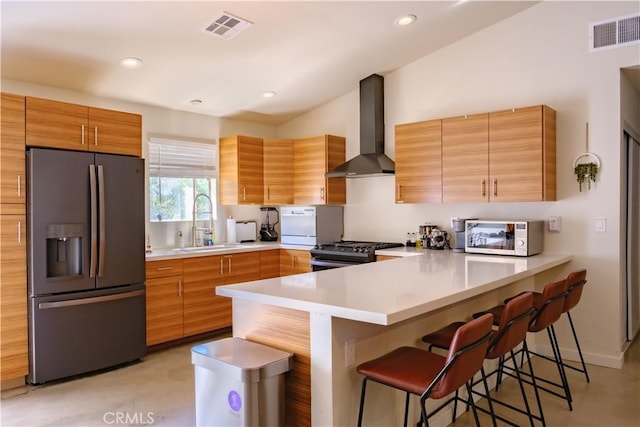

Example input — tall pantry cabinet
[0,93,29,384]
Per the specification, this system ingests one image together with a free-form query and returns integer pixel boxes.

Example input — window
[148,137,217,222]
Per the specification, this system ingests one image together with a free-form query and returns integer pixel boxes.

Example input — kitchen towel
[226,218,236,244]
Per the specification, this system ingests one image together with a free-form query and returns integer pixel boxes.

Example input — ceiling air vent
[590,13,639,52]
[205,11,253,40]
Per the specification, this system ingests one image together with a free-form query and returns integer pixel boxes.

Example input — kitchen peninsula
[217,250,571,426]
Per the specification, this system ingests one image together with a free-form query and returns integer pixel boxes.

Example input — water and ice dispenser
[46,224,83,278]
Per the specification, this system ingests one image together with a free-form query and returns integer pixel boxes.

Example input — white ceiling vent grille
[205,11,253,40]
[590,13,639,52]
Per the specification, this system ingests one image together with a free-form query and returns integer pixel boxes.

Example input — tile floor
[1,336,639,426]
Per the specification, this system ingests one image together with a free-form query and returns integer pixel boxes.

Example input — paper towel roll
[226,218,237,244]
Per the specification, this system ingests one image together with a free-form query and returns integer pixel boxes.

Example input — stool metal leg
[548,325,573,410]
[567,312,590,382]
[523,341,546,427]
[357,378,368,427]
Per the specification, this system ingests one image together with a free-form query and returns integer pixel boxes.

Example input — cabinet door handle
[178,280,183,297]
[242,186,246,201]
[94,127,98,146]
[397,184,402,201]
[481,180,486,197]
[320,187,325,200]
[17,220,22,244]
[156,266,173,271]
[292,255,295,268]
[493,179,498,197]
[17,175,21,198]
[228,258,232,273]
[81,125,86,145]
[267,186,270,200]
[220,259,224,275]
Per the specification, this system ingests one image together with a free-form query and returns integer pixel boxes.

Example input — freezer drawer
[28,285,146,384]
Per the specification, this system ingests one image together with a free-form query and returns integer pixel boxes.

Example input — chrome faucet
[192,193,214,247]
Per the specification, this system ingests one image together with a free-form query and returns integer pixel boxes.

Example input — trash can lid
[191,337,292,380]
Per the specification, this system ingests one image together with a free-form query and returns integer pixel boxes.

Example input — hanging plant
[574,162,598,192]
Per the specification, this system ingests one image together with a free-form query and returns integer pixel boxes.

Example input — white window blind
[148,137,217,178]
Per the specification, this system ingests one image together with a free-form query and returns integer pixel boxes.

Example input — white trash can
[191,337,293,427]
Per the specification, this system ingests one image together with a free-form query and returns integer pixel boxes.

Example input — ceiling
[1,1,540,125]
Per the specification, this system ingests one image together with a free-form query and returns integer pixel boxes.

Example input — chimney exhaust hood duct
[326,74,395,178]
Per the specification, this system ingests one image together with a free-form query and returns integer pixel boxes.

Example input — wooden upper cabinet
[25,97,142,156]
[1,93,26,205]
[442,113,489,203]
[394,119,442,203]
[87,106,142,156]
[220,135,264,205]
[488,105,556,202]
[293,135,346,205]
[263,138,294,205]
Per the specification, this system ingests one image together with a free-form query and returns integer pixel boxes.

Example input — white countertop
[145,242,309,261]
[217,251,571,326]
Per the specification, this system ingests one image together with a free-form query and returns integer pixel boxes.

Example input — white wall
[279,1,640,366]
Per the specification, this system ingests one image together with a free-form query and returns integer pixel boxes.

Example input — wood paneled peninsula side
[217,251,571,427]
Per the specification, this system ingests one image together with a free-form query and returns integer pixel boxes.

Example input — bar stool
[486,278,571,411]
[422,292,543,427]
[527,270,589,382]
[356,314,494,427]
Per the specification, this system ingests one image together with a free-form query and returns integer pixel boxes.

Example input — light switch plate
[595,217,606,232]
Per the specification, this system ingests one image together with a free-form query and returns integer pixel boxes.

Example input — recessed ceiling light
[189,99,203,105]
[395,14,417,26]
[120,57,143,69]
[262,91,277,98]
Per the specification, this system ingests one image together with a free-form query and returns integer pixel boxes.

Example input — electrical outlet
[548,216,561,232]
[595,217,607,232]
[345,339,355,367]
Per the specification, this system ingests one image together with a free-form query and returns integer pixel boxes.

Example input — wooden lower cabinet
[183,256,225,336]
[0,206,28,381]
[259,249,281,279]
[146,249,309,346]
[146,275,184,346]
[280,249,312,276]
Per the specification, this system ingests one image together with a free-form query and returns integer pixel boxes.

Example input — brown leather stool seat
[356,314,494,427]
[422,292,542,427]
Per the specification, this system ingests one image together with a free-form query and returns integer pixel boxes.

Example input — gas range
[310,241,404,270]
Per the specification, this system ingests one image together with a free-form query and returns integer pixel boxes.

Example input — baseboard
[531,343,624,369]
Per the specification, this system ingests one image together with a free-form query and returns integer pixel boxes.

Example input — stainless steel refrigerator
[27,148,146,384]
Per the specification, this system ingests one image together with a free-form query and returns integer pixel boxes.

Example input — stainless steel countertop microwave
[465,220,544,256]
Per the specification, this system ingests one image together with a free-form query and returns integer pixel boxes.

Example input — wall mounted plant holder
[573,123,600,192]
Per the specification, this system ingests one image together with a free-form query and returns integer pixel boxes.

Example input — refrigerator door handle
[37,290,145,310]
[89,165,98,278]
[98,165,106,277]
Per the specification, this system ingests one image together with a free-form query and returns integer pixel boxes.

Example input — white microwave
[465,220,544,257]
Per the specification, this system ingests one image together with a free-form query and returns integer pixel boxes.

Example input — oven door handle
[310,258,361,269]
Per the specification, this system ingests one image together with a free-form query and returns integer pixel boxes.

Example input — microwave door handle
[97,165,106,277]
[89,165,98,278]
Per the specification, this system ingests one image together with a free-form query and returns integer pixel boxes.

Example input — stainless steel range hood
[326,74,395,178]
